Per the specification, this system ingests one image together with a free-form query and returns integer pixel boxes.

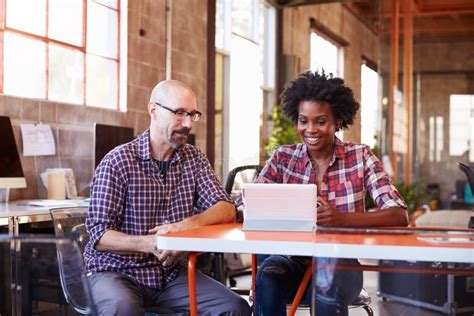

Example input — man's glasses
[153,102,202,122]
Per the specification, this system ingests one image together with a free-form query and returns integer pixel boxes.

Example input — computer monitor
[0,116,27,201]
[94,123,135,169]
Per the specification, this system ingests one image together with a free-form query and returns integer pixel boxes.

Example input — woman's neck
[308,143,335,165]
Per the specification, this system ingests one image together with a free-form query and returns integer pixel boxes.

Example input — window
[231,0,259,41]
[429,116,443,162]
[1,0,127,110]
[360,63,381,148]
[449,94,474,161]
[310,32,343,78]
[310,30,344,139]
[215,0,276,178]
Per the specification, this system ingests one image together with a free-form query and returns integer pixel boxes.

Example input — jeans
[89,269,251,316]
[255,255,362,316]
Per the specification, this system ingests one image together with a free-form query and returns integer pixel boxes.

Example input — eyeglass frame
[153,102,202,122]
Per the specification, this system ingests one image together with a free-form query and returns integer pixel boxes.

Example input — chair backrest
[222,166,261,288]
[224,165,262,196]
[458,162,474,196]
[0,236,96,316]
[50,207,89,253]
[50,207,95,314]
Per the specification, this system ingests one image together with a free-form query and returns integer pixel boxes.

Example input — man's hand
[149,220,191,236]
[154,249,189,267]
[316,197,344,226]
[149,221,192,267]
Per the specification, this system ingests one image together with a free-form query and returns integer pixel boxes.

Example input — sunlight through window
[361,64,380,149]
[4,32,46,99]
[2,0,125,110]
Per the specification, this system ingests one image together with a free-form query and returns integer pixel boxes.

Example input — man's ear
[148,102,156,119]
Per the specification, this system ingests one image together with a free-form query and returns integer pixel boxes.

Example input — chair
[289,261,373,316]
[224,165,262,198]
[223,165,262,287]
[458,162,474,196]
[50,206,183,315]
[0,235,95,316]
[50,207,95,314]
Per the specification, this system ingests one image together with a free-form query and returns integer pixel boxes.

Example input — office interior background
[1,0,473,210]
[0,1,473,316]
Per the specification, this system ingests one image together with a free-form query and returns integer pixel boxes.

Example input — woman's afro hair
[280,70,360,130]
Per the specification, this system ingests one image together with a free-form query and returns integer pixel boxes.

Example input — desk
[157,223,474,315]
[0,200,88,235]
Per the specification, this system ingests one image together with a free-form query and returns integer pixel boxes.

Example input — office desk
[0,201,88,235]
[157,223,474,316]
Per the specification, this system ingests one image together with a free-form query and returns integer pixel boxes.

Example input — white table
[157,223,474,316]
[0,200,88,235]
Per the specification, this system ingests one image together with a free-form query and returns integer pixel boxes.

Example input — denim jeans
[255,255,362,316]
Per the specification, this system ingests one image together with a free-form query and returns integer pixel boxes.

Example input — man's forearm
[95,229,155,253]
[97,201,235,254]
[181,200,236,229]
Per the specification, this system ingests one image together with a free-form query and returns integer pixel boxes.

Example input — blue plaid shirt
[84,129,232,289]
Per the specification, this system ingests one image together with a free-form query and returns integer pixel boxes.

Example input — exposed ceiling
[347,0,474,42]
[269,0,474,43]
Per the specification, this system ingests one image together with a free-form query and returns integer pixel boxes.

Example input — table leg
[8,216,16,236]
[188,252,198,316]
[288,264,312,316]
[251,254,256,302]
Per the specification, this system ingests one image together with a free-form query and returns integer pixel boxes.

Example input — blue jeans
[255,255,362,316]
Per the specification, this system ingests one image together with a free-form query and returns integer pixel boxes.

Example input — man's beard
[169,127,190,149]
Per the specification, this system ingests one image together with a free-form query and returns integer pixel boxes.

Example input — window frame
[0,0,125,111]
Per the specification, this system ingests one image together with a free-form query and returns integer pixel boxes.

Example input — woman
[255,70,408,315]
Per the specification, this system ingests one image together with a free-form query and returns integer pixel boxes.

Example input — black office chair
[457,162,474,226]
[458,162,474,196]
[224,165,263,196]
[50,207,183,315]
[223,165,262,288]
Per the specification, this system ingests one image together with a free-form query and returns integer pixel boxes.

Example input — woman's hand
[316,197,344,226]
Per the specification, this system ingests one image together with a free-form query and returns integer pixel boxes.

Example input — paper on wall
[20,123,56,156]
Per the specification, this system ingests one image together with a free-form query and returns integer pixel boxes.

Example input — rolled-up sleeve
[86,158,126,248]
[194,152,233,212]
[364,147,407,210]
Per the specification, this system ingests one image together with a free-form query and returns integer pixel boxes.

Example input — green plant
[370,133,380,159]
[264,104,300,157]
[394,182,426,214]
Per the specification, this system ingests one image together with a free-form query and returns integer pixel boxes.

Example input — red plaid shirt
[84,129,232,289]
[257,138,407,213]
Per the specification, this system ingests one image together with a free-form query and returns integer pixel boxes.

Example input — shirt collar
[302,137,345,168]
[137,129,182,163]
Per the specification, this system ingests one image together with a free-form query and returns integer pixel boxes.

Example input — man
[84,80,251,315]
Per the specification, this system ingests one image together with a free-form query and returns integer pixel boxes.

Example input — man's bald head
[147,80,198,155]
[149,80,196,105]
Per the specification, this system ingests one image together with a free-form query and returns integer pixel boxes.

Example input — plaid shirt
[84,129,232,289]
[257,139,407,213]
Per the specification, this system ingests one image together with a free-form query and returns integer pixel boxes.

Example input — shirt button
[164,220,170,224]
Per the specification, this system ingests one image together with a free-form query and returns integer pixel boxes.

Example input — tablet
[242,183,317,232]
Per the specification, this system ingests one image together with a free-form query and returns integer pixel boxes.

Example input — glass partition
[311,228,474,316]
